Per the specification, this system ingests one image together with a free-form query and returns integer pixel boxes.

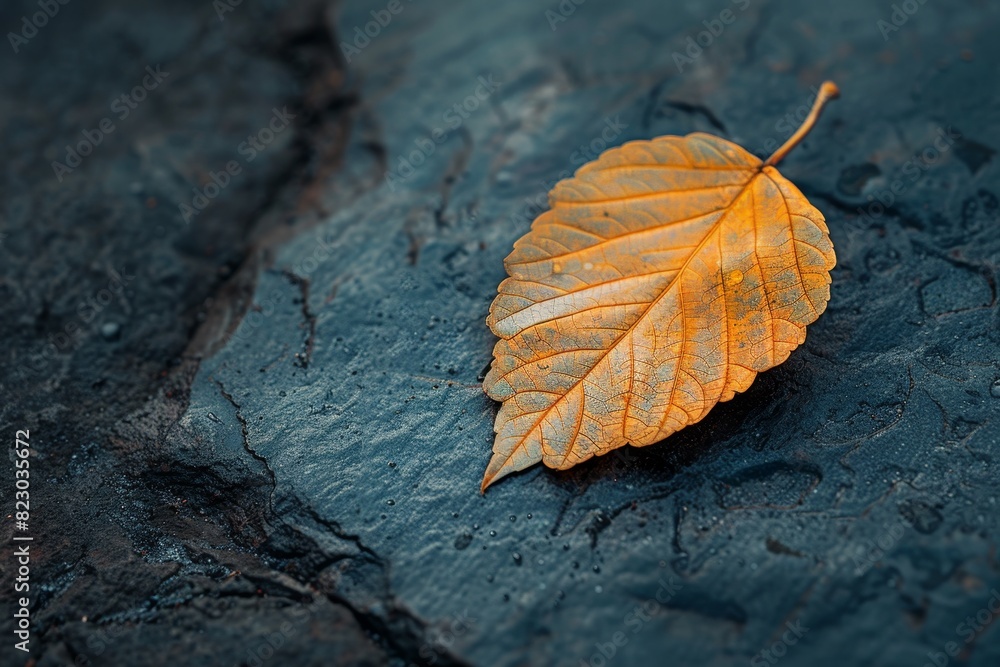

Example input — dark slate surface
[2,0,999,666]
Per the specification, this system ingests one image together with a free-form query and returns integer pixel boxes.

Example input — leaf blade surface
[481,132,836,491]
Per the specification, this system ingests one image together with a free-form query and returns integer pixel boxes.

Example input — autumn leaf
[481,82,841,492]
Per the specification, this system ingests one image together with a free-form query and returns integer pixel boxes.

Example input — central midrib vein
[502,166,765,469]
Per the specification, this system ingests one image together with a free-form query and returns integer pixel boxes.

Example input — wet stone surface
[2,0,1000,665]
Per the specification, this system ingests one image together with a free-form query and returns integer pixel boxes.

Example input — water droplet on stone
[100,322,120,340]
[386,499,395,506]
[512,552,522,565]
[990,379,1000,398]
[489,530,496,537]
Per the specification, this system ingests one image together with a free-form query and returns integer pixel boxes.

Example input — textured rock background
[1,0,999,665]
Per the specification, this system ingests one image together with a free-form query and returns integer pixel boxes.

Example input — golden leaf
[481,82,841,491]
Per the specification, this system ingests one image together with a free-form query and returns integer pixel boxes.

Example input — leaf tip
[481,450,521,493]
[480,459,503,493]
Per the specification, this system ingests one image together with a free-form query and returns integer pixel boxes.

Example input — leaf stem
[764,81,840,167]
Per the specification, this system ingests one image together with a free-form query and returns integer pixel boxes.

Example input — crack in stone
[215,378,277,515]
[212,380,472,666]
[280,269,318,368]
